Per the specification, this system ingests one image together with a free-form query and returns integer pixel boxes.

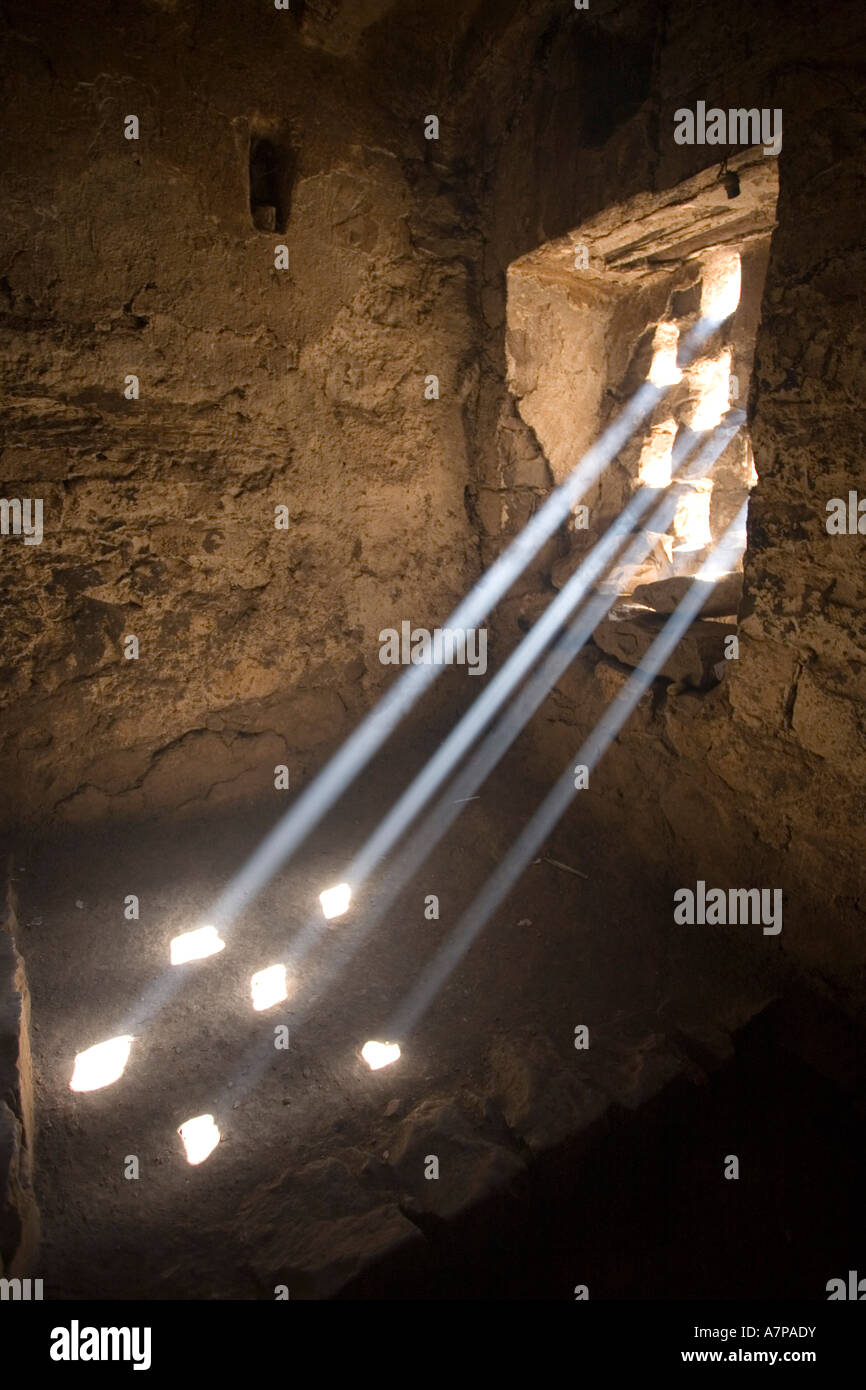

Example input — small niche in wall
[249,131,295,233]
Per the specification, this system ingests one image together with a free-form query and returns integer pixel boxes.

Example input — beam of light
[169,924,226,965]
[178,1113,221,1165]
[69,1035,135,1092]
[336,412,746,897]
[203,315,725,933]
[254,417,745,1037]
[361,1040,401,1070]
[200,424,743,1120]
[112,414,742,1147]
[319,882,352,920]
[107,323,733,1092]
[256,420,739,997]
[250,963,289,1012]
[385,501,750,1044]
[189,428,738,1121]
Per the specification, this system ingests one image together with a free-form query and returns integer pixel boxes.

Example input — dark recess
[249,134,295,233]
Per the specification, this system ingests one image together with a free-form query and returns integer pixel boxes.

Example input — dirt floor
[13,715,865,1300]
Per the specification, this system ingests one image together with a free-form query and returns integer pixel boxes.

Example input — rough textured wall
[0,883,38,1277]
[464,0,866,1004]
[0,0,487,826]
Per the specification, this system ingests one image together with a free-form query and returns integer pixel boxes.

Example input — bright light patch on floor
[178,1114,220,1165]
[170,925,226,965]
[69,1035,134,1092]
[319,882,351,920]
[361,1040,401,1070]
[648,323,682,386]
[250,963,288,1011]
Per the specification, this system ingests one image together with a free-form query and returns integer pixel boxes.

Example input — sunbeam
[385,501,750,1043]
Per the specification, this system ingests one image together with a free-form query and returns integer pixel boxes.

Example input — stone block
[593,611,735,688]
[387,1097,525,1219]
[633,572,743,617]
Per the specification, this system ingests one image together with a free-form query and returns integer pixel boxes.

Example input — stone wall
[0,881,39,1277]
[0,0,486,827]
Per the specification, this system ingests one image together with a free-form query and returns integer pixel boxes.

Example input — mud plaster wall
[0,0,490,827]
[464,0,866,1003]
